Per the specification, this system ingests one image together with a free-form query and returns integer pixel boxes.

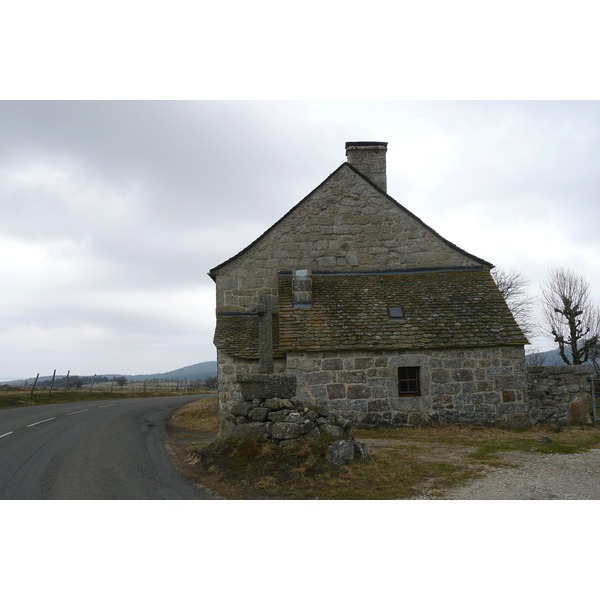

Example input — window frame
[387,306,405,320]
[397,366,421,396]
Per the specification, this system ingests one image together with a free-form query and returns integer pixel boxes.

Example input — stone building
[209,141,531,428]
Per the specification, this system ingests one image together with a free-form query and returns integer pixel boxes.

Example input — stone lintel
[237,373,297,400]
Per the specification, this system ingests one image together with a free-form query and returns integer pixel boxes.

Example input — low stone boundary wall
[218,372,358,445]
[218,396,355,443]
[527,366,593,425]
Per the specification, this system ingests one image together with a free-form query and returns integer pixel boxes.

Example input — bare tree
[491,267,535,339]
[540,267,600,365]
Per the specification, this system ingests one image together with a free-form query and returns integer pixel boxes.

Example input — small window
[388,306,405,319]
[398,367,420,396]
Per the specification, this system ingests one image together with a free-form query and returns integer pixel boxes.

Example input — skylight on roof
[388,306,405,319]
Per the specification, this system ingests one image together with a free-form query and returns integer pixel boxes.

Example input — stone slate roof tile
[213,315,284,360]
[214,270,527,358]
[277,270,527,352]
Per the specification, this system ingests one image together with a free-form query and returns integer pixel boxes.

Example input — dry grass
[0,389,204,410]
[173,434,482,499]
[166,397,600,500]
[169,395,220,434]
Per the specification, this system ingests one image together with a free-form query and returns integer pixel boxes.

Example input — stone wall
[217,350,596,432]
[218,396,355,443]
[215,166,483,313]
[527,365,593,425]
[287,345,528,427]
[345,142,388,191]
[216,349,286,409]
[217,372,363,453]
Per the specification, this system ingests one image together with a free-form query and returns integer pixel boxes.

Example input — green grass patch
[466,431,600,459]
[354,424,600,454]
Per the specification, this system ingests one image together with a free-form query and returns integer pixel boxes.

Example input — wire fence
[1,371,217,396]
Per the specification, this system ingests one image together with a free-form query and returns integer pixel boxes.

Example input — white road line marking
[26,417,57,427]
[67,409,90,415]
[0,431,14,439]
[97,404,116,408]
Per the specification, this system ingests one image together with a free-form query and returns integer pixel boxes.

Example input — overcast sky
[3,5,600,583]
[1,100,599,379]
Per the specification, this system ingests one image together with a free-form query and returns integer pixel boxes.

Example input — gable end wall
[215,166,483,312]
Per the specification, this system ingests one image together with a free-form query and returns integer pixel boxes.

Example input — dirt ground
[359,436,600,499]
[436,449,600,499]
[167,430,600,499]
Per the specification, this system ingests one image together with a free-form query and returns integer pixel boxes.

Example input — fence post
[30,373,39,396]
[110,375,115,393]
[49,370,56,396]
[185,377,188,395]
[64,370,70,392]
[89,374,96,393]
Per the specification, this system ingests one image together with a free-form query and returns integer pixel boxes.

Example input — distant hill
[3,361,217,386]
[126,361,217,381]
[526,348,597,367]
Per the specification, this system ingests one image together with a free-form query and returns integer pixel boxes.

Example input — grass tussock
[167,397,600,499]
[169,395,220,434]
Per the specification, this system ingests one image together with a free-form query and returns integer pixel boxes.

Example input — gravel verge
[439,449,600,500]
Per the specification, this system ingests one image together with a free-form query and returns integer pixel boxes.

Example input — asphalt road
[0,395,214,500]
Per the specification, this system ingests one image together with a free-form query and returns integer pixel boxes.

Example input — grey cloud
[2,100,600,376]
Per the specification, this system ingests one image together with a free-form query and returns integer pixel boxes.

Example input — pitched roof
[213,314,284,360]
[276,269,528,352]
[213,268,527,359]
[209,163,493,280]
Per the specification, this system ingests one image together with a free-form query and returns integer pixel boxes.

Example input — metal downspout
[590,377,597,422]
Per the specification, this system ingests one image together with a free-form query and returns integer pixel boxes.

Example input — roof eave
[343,163,494,269]
[208,163,350,278]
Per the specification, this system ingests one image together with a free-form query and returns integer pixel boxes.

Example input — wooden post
[30,373,39,396]
[143,379,146,394]
[64,370,70,392]
[184,377,188,395]
[110,375,115,393]
[48,370,56,396]
[89,374,96,393]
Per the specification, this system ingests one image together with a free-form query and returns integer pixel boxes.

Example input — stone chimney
[345,141,388,192]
